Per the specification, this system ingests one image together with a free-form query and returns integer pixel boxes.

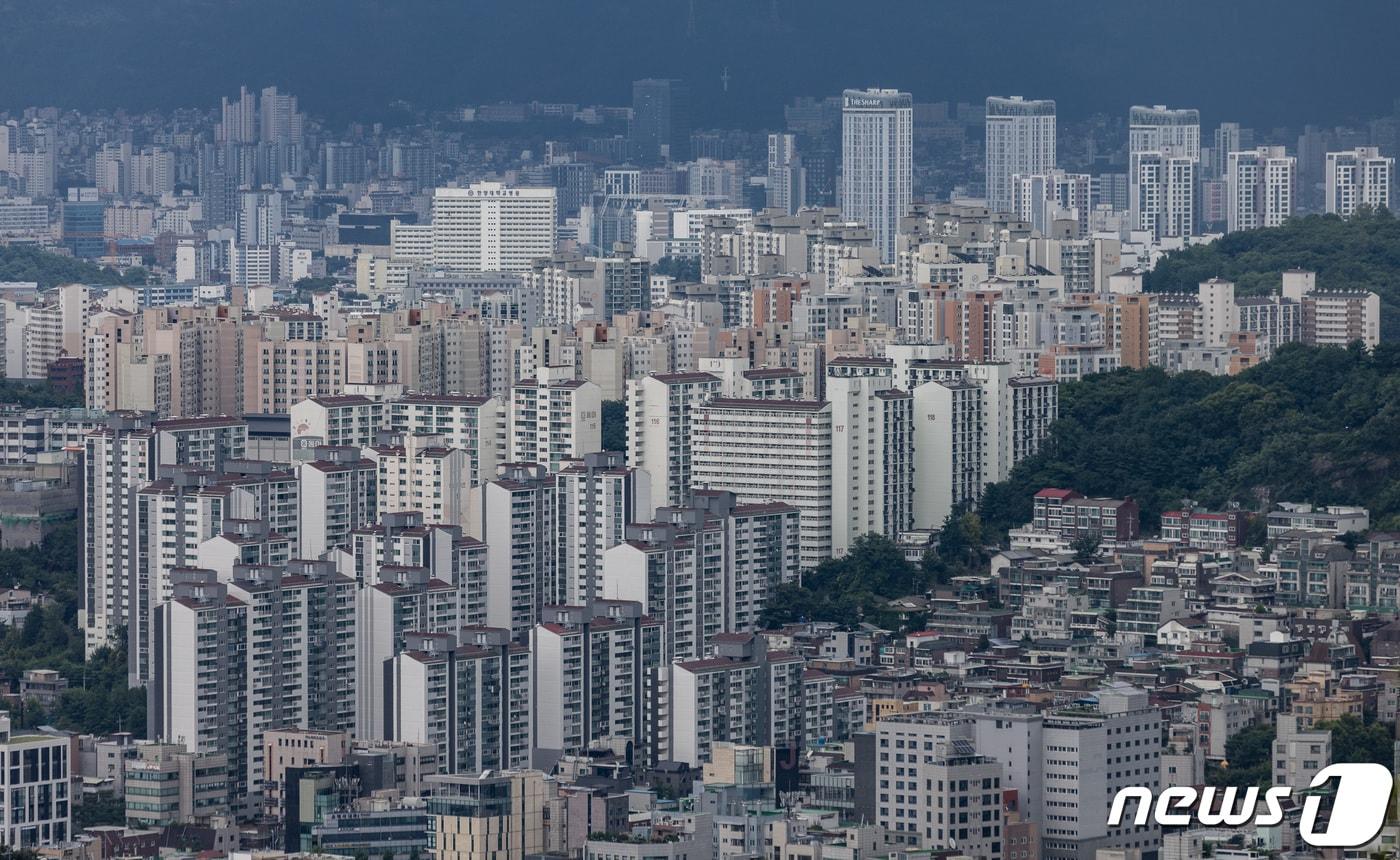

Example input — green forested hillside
[977,343,1400,535]
[0,245,147,289]
[0,523,144,734]
[1143,209,1400,338]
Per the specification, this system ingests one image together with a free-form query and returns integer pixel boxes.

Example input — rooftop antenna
[721,67,731,93]
[686,0,697,39]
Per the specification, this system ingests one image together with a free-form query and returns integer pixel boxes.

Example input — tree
[1207,723,1275,789]
[601,400,627,454]
[759,533,932,628]
[934,507,990,580]
[0,379,83,409]
[73,792,127,828]
[292,276,342,302]
[652,256,700,282]
[1318,713,1393,765]
[978,343,1400,537]
[1144,209,1400,340]
[1071,533,1101,564]
[0,245,147,289]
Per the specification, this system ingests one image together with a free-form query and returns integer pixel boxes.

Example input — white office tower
[1325,146,1393,217]
[470,463,558,638]
[556,452,651,606]
[297,447,379,559]
[532,602,664,763]
[0,712,70,846]
[1127,106,1200,239]
[841,88,913,262]
[386,628,531,773]
[430,183,557,272]
[868,714,1005,853]
[986,96,1056,215]
[827,376,913,558]
[959,685,1162,860]
[767,133,806,215]
[355,565,461,741]
[1131,152,1197,239]
[84,414,247,659]
[508,367,602,471]
[626,372,721,509]
[691,398,833,568]
[1226,146,1295,232]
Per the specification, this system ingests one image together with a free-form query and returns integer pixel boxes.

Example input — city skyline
[2,4,1400,860]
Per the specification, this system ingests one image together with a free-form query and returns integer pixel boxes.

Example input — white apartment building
[827,376,913,558]
[668,636,811,766]
[1272,712,1331,792]
[841,89,913,262]
[1128,105,1201,161]
[1009,376,1058,466]
[470,463,558,638]
[430,183,557,272]
[347,512,487,627]
[1325,146,1392,217]
[290,395,385,450]
[84,414,247,657]
[387,628,531,774]
[603,509,726,664]
[355,565,461,741]
[767,133,805,215]
[0,406,104,464]
[1302,288,1382,349]
[704,492,802,633]
[1197,277,1239,346]
[133,470,260,685]
[225,561,356,804]
[1130,152,1196,239]
[150,573,250,814]
[911,378,983,529]
[691,398,833,568]
[297,448,378,558]
[365,434,472,528]
[1128,106,1199,241]
[556,452,651,606]
[508,367,602,471]
[626,372,721,509]
[986,96,1056,215]
[532,601,663,763]
[1227,146,1295,232]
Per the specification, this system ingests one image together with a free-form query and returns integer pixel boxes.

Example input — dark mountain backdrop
[1,0,1398,129]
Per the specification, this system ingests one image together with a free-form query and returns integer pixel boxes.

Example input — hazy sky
[2,0,1396,130]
